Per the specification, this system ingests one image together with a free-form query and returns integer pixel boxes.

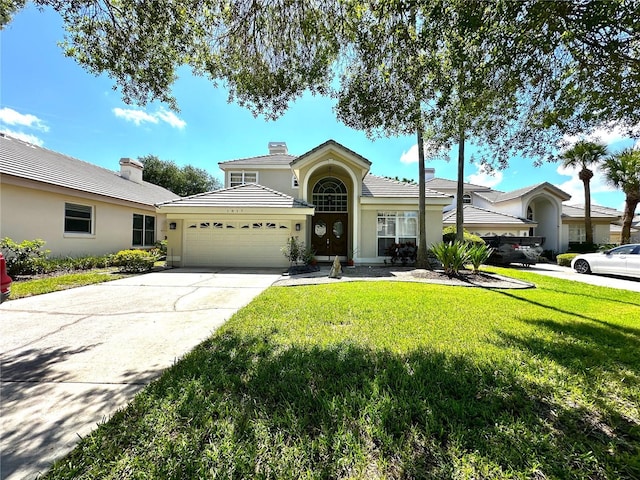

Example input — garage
[156,184,314,268]
[183,219,295,267]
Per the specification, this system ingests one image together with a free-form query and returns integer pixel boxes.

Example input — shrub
[556,253,578,267]
[431,241,470,276]
[467,244,493,273]
[0,237,50,276]
[112,249,156,273]
[442,226,485,246]
[149,240,167,260]
[567,242,599,253]
[281,237,305,265]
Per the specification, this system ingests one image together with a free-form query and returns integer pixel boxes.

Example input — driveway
[0,268,282,480]
[513,262,640,293]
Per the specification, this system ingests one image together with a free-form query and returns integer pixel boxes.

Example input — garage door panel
[184,220,294,267]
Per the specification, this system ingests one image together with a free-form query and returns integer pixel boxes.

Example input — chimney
[268,141,288,155]
[119,158,144,184]
[424,167,435,181]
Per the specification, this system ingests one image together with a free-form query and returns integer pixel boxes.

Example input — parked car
[482,236,545,266]
[571,244,640,279]
[1,252,12,303]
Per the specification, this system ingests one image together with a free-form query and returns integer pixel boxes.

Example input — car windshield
[608,245,639,255]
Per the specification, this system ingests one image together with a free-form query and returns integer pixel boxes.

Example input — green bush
[442,226,485,246]
[0,237,50,276]
[112,249,157,273]
[467,244,494,273]
[431,241,471,275]
[556,253,578,267]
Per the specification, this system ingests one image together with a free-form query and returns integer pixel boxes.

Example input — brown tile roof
[0,133,179,206]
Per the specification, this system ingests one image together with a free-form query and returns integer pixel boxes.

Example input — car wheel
[574,259,591,274]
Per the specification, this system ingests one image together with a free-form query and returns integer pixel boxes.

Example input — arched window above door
[312,177,348,212]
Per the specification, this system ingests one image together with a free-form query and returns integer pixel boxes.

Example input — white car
[571,244,640,279]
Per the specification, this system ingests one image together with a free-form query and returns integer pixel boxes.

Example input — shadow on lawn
[46,332,639,479]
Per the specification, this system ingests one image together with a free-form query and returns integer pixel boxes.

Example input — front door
[312,213,348,257]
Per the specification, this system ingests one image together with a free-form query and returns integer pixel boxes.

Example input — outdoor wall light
[169,222,177,230]
[295,223,301,231]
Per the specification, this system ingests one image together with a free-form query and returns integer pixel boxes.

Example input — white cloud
[400,141,449,164]
[467,165,503,188]
[0,128,45,146]
[156,109,187,129]
[561,122,639,151]
[555,162,615,205]
[0,107,48,132]
[113,107,186,129]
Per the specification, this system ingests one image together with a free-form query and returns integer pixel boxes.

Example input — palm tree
[603,148,640,245]
[559,141,608,245]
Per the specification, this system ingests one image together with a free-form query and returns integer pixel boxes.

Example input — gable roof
[425,177,492,192]
[218,153,296,168]
[291,139,372,167]
[443,205,535,226]
[362,174,451,199]
[156,183,313,209]
[562,204,621,220]
[475,182,571,203]
[0,133,179,206]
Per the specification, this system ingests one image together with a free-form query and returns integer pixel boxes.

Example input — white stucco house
[157,140,452,268]
[0,133,179,257]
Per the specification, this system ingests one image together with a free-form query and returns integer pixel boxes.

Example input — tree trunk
[621,195,639,244]
[455,126,465,243]
[581,168,594,245]
[416,127,431,269]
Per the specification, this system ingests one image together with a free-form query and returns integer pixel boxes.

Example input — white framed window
[376,211,418,256]
[462,193,472,204]
[292,175,299,188]
[133,214,155,246]
[569,224,589,243]
[65,202,93,234]
[229,171,258,187]
[312,177,348,212]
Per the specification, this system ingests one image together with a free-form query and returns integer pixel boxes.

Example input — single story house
[0,133,179,257]
[157,140,452,268]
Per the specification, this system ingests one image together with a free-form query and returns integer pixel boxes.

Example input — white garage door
[184,219,293,267]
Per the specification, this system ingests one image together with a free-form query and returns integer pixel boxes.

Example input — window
[377,211,418,256]
[462,193,472,204]
[569,224,592,243]
[133,214,155,246]
[229,171,257,187]
[65,203,93,234]
[312,177,348,212]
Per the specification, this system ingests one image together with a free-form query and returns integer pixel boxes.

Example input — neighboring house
[0,133,179,257]
[157,140,452,268]
[425,174,571,253]
[561,204,622,246]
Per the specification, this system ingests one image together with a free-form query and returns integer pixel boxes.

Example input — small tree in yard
[281,237,303,266]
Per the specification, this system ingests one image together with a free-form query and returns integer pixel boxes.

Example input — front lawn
[46,270,640,479]
[9,269,127,299]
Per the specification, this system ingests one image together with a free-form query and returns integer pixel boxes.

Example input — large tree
[602,148,640,245]
[140,155,221,196]
[559,140,608,245]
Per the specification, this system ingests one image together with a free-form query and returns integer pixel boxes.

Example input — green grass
[45,270,640,479]
[9,270,126,299]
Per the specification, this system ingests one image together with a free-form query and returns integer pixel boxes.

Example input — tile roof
[218,153,297,168]
[362,174,451,199]
[291,139,372,167]
[424,177,492,192]
[156,183,314,208]
[443,205,535,225]
[562,204,620,219]
[475,182,571,203]
[0,133,179,206]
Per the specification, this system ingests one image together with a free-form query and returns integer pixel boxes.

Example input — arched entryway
[311,177,348,257]
[527,196,561,252]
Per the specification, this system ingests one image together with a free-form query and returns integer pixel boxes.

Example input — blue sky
[1,4,637,210]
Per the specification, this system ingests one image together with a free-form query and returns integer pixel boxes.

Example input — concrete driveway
[516,262,640,292]
[0,268,282,480]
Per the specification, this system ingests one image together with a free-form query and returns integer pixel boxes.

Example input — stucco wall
[1,183,165,257]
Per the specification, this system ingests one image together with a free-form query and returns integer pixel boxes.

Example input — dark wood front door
[312,213,348,257]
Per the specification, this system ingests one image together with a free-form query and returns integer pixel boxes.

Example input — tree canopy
[603,148,640,245]
[140,155,221,196]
